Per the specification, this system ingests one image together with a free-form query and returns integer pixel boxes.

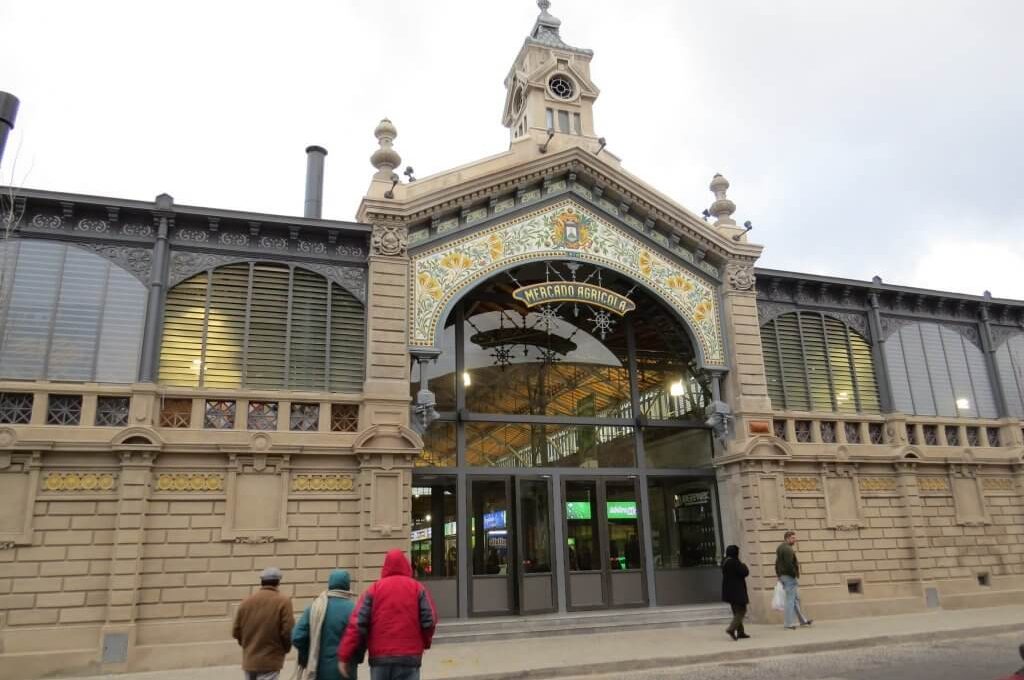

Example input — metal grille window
[761,312,879,414]
[0,240,146,383]
[247,401,278,431]
[47,394,82,425]
[987,428,1000,447]
[158,263,365,391]
[0,392,33,424]
[95,396,130,427]
[795,420,812,443]
[923,424,938,446]
[844,422,861,444]
[945,426,960,446]
[820,421,836,443]
[289,402,319,431]
[204,400,236,429]
[966,426,980,447]
[994,334,1024,418]
[868,423,884,444]
[331,403,359,432]
[773,420,786,439]
[885,322,998,418]
[159,398,192,428]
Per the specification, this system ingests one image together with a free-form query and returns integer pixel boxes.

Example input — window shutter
[202,263,249,388]
[159,271,208,387]
[97,266,147,383]
[288,268,329,390]
[245,263,289,389]
[48,247,105,381]
[799,314,832,412]
[760,319,786,410]
[848,330,880,413]
[996,336,1024,417]
[823,316,856,413]
[774,313,810,411]
[329,282,366,392]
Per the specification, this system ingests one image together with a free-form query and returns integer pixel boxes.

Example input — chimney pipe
[303,145,327,218]
[0,92,20,171]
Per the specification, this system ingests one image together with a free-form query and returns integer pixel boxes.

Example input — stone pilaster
[895,461,925,589]
[362,220,412,431]
[720,260,772,450]
[100,450,156,670]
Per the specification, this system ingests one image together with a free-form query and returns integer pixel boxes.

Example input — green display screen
[607,501,637,520]
[565,501,592,520]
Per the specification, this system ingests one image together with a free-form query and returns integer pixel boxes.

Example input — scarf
[294,588,353,680]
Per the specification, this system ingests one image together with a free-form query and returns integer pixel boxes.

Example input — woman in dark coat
[721,544,750,640]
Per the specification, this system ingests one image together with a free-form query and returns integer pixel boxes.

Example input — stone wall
[725,457,1024,623]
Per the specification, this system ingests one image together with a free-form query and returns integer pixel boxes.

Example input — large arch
[410,199,725,369]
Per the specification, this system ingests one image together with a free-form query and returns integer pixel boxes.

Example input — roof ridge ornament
[708,173,737,227]
[370,118,401,180]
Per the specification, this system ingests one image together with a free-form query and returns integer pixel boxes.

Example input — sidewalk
[71,605,1024,680]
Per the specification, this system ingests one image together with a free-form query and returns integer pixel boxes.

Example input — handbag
[771,581,786,611]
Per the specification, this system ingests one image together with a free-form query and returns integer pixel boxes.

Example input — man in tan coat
[233,566,295,680]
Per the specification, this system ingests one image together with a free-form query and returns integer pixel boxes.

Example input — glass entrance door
[563,478,647,610]
[468,476,555,616]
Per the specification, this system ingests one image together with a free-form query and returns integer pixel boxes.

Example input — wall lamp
[384,172,400,199]
[594,137,607,156]
[539,127,555,153]
[732,220,753,241]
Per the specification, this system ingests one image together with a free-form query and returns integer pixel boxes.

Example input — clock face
[548,74,575,100]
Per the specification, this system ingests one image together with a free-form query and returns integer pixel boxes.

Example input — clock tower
[502,1,602,151]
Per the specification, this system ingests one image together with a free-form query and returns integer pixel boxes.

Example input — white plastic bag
[771,581,786,611]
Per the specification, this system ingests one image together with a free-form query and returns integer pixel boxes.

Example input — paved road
[567,632,1024,680]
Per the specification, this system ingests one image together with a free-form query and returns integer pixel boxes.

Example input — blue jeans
[780,575,808,627]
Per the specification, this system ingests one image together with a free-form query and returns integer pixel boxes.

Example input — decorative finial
[370,118,401,179]
[708,173,736,226]
[535,0,561,29]
[538,0,550,10]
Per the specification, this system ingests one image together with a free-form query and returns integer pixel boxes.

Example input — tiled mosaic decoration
[410,199,725,366]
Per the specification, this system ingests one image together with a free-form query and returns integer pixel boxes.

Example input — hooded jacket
[339,549,438,668]
[292,570,356,680]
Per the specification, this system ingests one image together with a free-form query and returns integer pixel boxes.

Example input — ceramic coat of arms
[409,199,725,367]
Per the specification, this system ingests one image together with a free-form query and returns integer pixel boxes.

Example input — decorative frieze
[371,223,408,256]
[155,473,225,493]
[292,474,355,493]
[77,243,153,283]
[982,477,1014,492]
[859,477,898,493]
[918,477,951,493]
[43,472,117,492]
[784,476,819,492]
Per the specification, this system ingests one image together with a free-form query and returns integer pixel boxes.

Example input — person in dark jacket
[721,544,750,640]
[292,569,357,680]
[339,549,438,680]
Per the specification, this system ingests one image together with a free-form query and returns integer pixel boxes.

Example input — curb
[436,622,1024,680]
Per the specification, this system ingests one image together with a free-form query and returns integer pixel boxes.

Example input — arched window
[994,333,1024,417]
[884,322,997,418]
[760,311,880,413]
[158,262,365,391]
[0,239,146,382]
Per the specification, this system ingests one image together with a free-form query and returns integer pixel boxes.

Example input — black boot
[736,626,750,639]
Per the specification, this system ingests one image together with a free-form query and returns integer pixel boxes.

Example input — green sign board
[607,501,638,520]
[565,501,593,520]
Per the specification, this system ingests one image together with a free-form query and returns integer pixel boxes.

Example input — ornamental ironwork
[844,422,862,444]
[0,393,33,424]
[330,404,359,433]
[247,401,278,431]
[289,403,319,432]
[204,400,236,430]
[159,398,192,428]
[47,395,82,425]
[95,397,130,427]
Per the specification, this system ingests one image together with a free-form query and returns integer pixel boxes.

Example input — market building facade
[1,3,1024,677]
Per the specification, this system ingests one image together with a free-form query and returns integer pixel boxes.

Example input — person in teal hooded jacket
[292,569,357,680]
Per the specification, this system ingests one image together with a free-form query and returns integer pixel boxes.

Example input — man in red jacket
[339,549,438,680]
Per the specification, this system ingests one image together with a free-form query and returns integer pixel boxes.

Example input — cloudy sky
[2,1,1022,298]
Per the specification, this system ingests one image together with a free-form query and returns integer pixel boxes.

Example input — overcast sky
[2,1,1023,298]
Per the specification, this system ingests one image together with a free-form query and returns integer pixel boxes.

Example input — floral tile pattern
[410,199,725,366]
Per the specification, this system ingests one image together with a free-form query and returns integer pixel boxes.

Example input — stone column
[100,449,156,670]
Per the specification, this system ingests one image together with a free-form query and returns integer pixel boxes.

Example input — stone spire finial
[370,118,401,179]
[708,173,736,226]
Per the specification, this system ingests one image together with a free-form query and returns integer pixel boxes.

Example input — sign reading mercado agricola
[512,282,636,316]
